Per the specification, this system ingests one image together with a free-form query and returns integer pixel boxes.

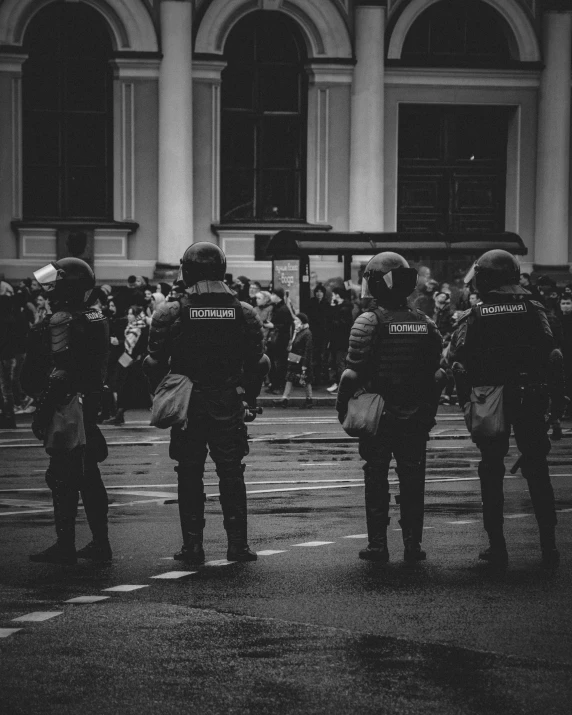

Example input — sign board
[273,258,300,313]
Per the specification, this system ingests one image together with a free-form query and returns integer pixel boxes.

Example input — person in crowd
[432,291,456,341]
[327,287,354,394]
[536,277,564,439]
[519,273,541,300]
[0,281,20,428]
[11,285,33,414]
[98,297,127,423]
[450,250,564,570]
[412,277,439,315]
[559,293,572,417]
[102,304,149,426]
[33,294,51,325]
[233,275,251,303]
[248,281,262,306]
[469,291,481,307]
[144,242,268,565]
[113,274,146,317]
[308,283,330,386]
[274,313,314,409]
[336,252,444,563]
[266,287,294,394]
[24,258,111,564]
[253,291,274,349]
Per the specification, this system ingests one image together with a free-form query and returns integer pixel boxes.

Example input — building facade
[0,0,571,285]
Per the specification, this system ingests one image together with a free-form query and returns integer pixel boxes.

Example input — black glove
[243,401,262,423]
[32,416,47,441]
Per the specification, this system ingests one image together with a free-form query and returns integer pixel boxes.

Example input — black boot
[174,517,206,565]
[479,532,508,567]
[539,525,560,570]
[402,528,426,563]
[360,468,390,562]
[30,540,76,565]
[77,524,112,563]
[220,472,257,562]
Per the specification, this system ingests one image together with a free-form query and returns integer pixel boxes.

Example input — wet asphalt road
[1,406,572,714]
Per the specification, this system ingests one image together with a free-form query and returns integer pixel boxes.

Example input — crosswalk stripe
[12,612,62,622]
[102,585,149,592]
[65,596,110,604]
[151,571,196,579]
[0,628,22,637]
[257,550,287,556]
[294,541,335,547]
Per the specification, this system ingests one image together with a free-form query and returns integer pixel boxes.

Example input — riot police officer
[24,258,111,565]
[450,249,564,569]
[144,243,267,565]
[336,253,444,563]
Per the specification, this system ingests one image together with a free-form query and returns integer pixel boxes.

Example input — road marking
[557,507,572,512]
[505,514,530,519]
[447,520,477,524]
[109,490,177,499]
[204,560,232,567]
[293,541,335,547]
[0,508,53,517]
[343,534,368,539]
[160,556,174,560]
[65,596,110,604]
[102,585,149,592]
[151,571,196,579]
[12,611,62,622]
[0,628,21,638]
[257,550,287,556]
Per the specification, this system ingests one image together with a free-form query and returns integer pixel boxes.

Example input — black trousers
[45,418,109,542]
[170,387,250,527]
[359,416,429,540]
[474,386,556,534]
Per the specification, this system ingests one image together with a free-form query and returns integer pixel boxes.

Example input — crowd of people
[2,265,572,428]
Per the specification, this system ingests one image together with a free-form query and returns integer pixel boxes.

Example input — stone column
[349,1,385,232]
[158,0,193,267]
[534,7,572,268]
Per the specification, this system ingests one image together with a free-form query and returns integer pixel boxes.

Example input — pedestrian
[0,282,20,429]
[432,291,455,341]
[24,258,112,564]
[113,274,146,317]
[103,304,149,426]
[253,290,273,349]
[274,312,314,408]
[308,283,330,386]
[326,287,354,394]
[266,287,293,394]
[33,293,51,324]
[144,243,269,564]
[450,250,565,569]
[336,253,444,563]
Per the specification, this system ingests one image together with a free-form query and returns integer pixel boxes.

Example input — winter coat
[328,300,354,352]
[286,325,314,383]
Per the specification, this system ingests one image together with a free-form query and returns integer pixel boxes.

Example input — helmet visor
[464,262,477,286]
[33,263,60,292]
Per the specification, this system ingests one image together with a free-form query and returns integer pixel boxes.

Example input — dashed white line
[102,585,149,592]
[294,541,335,547]
[447,520,477,524]
[505,514,530,519]
[65,596,110,604]
[257,550,287,556]
[151,571,196,579]
[0,628,22,637]
[343,534,368,539]
[12,611,62,622]
[204,559,232,567]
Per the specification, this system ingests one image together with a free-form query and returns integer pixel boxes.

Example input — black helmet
[362,252,418,306]
[33,257,95,305]
[180,242,226,287]
[464,249,521,295]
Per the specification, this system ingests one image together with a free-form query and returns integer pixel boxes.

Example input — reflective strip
[33,263,58,286]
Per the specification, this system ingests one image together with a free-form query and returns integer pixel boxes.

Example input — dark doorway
[397,105,509,234]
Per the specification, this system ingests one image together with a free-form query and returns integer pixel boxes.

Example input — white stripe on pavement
[0,628,22,637]
[204,560,232,567]
[343,534,368,539]
[12,612,62,622]
[294,541,335,547]
[257,550,287,556]
[447,520,477,524]
[151,571,196,579]
[65,596,110,604]
[102,585,149,592]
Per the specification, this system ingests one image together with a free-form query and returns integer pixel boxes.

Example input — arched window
[401,0,511,66]
[22,2,114,220]
[221,11,307,222]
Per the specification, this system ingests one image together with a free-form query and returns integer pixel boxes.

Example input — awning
[262,231,527,258]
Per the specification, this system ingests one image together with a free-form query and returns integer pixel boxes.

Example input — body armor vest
[465,298,546,385]
[68,308,109,393]
[171,281,246,388]
[370,307,435,406]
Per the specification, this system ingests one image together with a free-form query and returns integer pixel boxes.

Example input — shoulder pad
[241,301,264,326]
[49,310,73,327]
[189,280,233,296]
[152,300,180,325]
[354,311,379,328]
[455,308,472,324]
[529,300,547,313]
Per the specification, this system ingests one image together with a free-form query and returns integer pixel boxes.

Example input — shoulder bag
[342,388,385,438]
[150,373,193,429]
[463,385,506,441]
[44,393,86,452]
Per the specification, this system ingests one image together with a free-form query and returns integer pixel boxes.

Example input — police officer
[336,253,444,563]
[24,258,111,565]
[450,249,564,569]
[144,243,268,565]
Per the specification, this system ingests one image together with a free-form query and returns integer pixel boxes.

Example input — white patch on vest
[189,307,236,319]
[480,303,527,316]
[84,310,104,322]
[388,323,428,334]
